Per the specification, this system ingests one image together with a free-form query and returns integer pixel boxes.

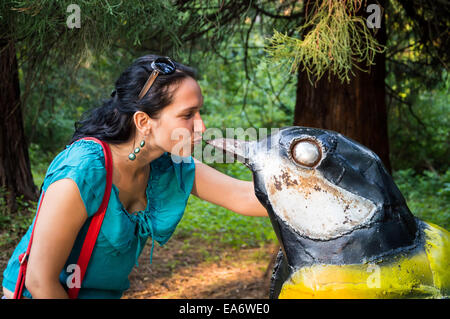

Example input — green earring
[128,140,145,161]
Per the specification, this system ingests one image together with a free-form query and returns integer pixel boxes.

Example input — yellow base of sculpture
[279,222,449,299]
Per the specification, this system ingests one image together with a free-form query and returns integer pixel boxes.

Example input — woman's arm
[191,158,268,217]
[25,178,88,298]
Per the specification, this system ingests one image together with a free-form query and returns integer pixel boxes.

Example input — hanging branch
[265,0,385,84]
[243,11,258,81]
[266,66,293,116]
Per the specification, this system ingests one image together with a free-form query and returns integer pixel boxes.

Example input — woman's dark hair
[69,54,196,144]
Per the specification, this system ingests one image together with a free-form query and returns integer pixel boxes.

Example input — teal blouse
[2,139,196,299]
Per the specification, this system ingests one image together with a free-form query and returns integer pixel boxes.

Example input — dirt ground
[0,237,278,299]
[123,239,278,299]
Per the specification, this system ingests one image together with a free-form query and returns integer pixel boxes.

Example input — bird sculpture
[206,126,449,299]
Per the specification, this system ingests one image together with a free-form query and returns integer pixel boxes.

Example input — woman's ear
[134,111,152,133]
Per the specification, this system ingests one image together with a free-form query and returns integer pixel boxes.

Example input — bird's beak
[205,138,252,166]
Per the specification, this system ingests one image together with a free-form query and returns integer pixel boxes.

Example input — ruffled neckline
[111,152,172,217]
[110,152,174,266]
[111,167,152,216]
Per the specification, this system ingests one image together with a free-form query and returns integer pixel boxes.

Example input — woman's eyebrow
[179,96,204,114]
[180,105,202,113]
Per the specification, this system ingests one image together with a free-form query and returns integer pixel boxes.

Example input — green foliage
[23,49,135,150]
[195,32,295,131]
[385,0,449,89]
[28,143,55,187]
[1,0,182,63]
[388,72,449,172]
[0,186,35,248]
[394,169,450,231]
[385,0,448,173]
[266,0,384,84]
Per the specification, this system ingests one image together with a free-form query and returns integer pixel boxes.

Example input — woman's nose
[194,113,206,133]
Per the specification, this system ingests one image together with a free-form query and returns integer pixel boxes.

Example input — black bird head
[207,126,420,267]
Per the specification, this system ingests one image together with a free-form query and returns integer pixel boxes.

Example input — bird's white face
[255,134,377,240]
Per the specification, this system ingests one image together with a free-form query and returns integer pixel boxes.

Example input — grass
[175,195,277,249]
[393,168,450,230]
[0,188,36,250]
[174,161,277,249]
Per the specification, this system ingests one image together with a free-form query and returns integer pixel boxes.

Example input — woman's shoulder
[47,139,106,174]
[41,139,108,217]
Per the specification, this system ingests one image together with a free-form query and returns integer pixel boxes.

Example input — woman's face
[150,76,206,157]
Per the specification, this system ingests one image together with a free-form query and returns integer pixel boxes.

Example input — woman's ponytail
[70,97,132,144]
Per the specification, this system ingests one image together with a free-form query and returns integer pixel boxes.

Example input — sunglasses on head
[138,57,176,100]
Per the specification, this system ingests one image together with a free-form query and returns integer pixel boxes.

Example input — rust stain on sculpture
[274,167,339,199]
[266,165,375,239]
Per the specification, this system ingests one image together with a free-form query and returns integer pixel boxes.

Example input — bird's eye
[291,139,321,167]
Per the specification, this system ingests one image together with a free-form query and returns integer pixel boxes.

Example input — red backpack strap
[13,137,113,299]
[13,190,46,299]
[67,137,113,298]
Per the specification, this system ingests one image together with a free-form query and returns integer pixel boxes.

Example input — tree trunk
[0,39,39,212]
[293,3,391,172]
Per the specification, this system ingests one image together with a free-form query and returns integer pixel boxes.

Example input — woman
[2,55,267,299]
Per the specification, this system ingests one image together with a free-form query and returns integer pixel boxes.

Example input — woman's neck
[107,139,163,180]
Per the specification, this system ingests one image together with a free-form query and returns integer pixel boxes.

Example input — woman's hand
[191,158,268,217]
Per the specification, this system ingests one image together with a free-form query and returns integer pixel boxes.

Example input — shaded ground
[123,239,277,299]
[0,235,278,299]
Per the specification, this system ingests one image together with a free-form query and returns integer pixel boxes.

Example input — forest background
[0,0,448,298]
